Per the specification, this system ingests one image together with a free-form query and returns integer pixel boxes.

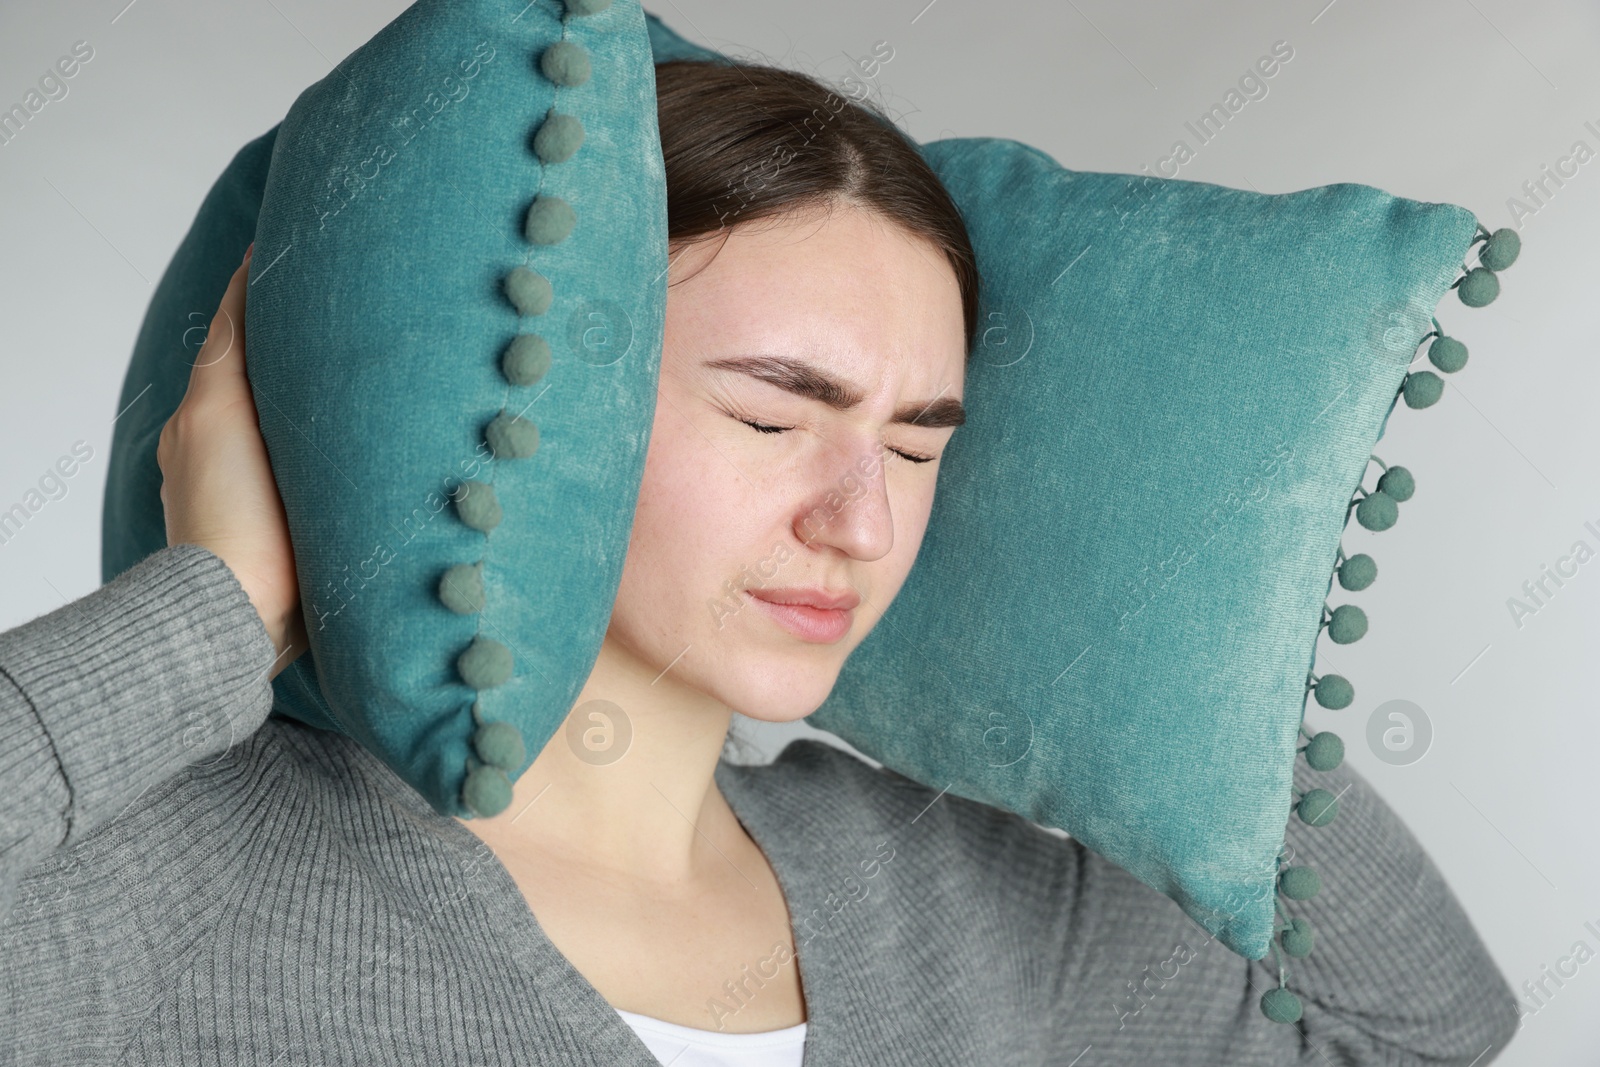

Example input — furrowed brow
[701,355,966,429]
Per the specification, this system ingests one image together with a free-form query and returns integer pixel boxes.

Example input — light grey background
[0,1,1593,1062]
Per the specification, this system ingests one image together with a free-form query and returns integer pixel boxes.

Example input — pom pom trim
[1264,217,1519,1023]
[444,8,604,818]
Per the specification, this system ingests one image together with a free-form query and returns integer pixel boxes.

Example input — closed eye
[731,415,937,465]
[736,416,788,435]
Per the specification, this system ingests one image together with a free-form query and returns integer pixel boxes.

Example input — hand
[158,244,308,680]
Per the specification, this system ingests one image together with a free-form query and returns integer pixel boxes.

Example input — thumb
[181,244,253,409]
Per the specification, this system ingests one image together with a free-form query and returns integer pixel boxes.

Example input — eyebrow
[701,355,967,429]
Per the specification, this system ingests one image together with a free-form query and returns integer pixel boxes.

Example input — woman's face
[603,201,968,723]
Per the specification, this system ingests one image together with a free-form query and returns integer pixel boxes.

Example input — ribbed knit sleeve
[1040,741,1522,1065]
[1263,748,1520,1061]
[0,542,278,925]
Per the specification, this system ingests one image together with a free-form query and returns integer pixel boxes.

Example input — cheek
[616,404,752,616]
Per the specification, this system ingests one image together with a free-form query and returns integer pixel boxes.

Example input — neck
[455,634,742,885]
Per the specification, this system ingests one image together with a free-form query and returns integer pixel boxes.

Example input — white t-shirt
[614,1007,807,1067]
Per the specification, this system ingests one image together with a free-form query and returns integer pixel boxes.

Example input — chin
[717,658,841,725]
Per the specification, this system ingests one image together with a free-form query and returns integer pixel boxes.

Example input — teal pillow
[106,0,667,821]
[249,0,669,821]
[814,149,1511,1022]
[103,0,1522,1026]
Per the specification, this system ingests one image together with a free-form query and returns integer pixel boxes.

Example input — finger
[181,250,252,407]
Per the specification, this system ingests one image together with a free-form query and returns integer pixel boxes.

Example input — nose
[791,431,895,563]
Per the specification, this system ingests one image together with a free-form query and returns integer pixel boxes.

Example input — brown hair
[653,59,979,358]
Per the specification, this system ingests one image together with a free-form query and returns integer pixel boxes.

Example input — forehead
[663,205,966,393]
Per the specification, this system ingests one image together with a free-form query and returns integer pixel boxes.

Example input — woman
[0,60,1518,1065]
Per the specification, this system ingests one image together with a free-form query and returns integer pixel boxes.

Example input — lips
[744,586,859,643]
[746,586,861,611]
